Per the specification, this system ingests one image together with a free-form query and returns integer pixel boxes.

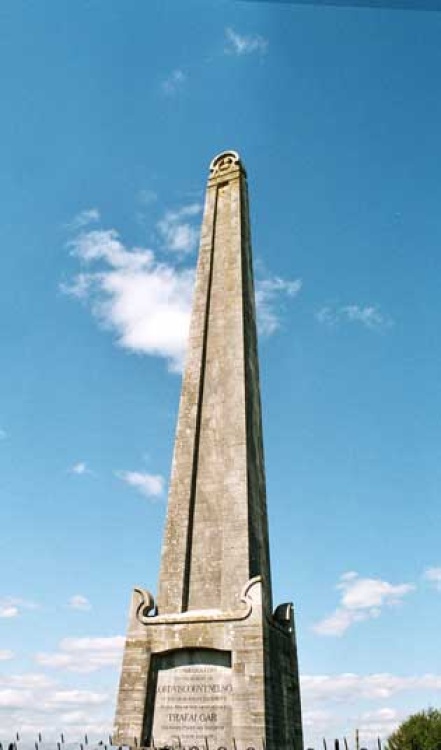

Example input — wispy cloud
[358,707,403,742]
[162,68,186,95]
[0,685,108,710]
[0,673,55,689]
[1,606,21,619]
[313,571,415,636]
[0,597,37,619]
[301,672,441,701]
[69,461,92,476]
[115,470,164,499]
[66,208,100,232]
[68,595,91,611]
[224,27,268,56]
[255,276,302,335]
[157,203,202,255]
[0,671,111,739]
[0,428,7,440]
[316,304,392,330]
[423,566,441,590]
[35,635,124,673]
[299,683,409,744]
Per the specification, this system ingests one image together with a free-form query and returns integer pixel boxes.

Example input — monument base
[113,578,303,750]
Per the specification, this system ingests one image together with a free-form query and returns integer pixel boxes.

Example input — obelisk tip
[209,150,245,179]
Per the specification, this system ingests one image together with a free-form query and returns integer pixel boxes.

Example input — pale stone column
[113,153,303,750]
[157,152,272,616]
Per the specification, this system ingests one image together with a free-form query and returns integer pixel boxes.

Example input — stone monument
[113,151,303,750]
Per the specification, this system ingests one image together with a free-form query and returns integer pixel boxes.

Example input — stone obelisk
[113,151,303,750]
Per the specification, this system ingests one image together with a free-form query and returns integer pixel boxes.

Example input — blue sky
[1,0,441,745]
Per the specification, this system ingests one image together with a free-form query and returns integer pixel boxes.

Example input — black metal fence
[0,738,391,750]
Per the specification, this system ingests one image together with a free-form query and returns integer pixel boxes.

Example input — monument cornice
[134,577,263,627]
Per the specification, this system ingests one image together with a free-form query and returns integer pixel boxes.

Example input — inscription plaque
[148,649,232,748]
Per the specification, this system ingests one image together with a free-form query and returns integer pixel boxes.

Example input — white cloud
[69,461,92,476]
[62,227,194,372]
[313,572,415,636]
[286,673,441,746]
[68,594,91,611]
[116,470,164,499]
[302,708,333,728]
[67,208,100,231]
[225,27,268,56]
[0,428,7,440]
[66,229,154,271]
[300,698,404,745]
[0,684,108,710]
[162,68,186,95]
[313,607,369,636]
[0,673,55,689]
[423,566,441,590]
[255,276,302,335]
[0,688,33,709]
[0,671,111,740]
[316,304,392,330]
[0,597,37,619]
[0,604,18,618]
[359,707,402,738]
[157,203,202,255]
[0,650,14,661]
[301,672,441,702]
[46,690,108,707]
[35,635,125,673]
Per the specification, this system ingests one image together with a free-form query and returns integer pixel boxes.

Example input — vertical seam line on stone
[181,183,219,612]
[240,175,256,584]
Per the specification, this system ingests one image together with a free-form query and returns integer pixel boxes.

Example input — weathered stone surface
[113,152,303,750]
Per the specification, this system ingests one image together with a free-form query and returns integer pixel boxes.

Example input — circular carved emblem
[209,150,240,177]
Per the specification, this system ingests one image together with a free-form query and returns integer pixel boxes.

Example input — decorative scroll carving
[209,150,240,178]
[134,587,157,624]
[135,576,261,627]
[272,602,294,634]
